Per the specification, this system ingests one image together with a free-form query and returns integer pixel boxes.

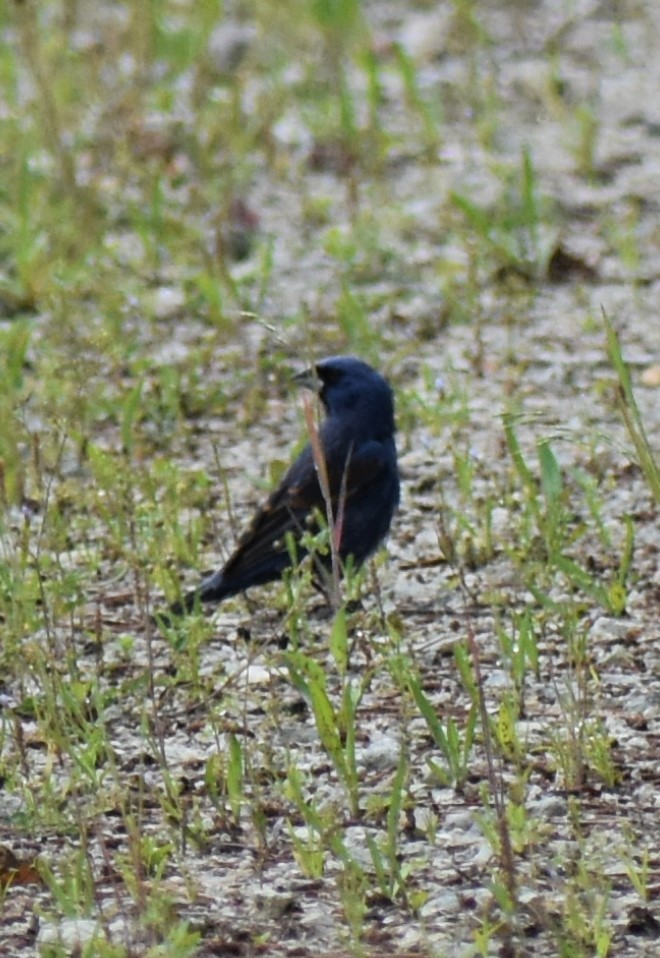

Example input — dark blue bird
[166,356,399,616]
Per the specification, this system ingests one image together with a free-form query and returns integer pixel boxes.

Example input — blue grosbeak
[165,356,399,617]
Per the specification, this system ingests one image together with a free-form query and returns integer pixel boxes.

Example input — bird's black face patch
[316,363,345,387]
[315,361,351,408]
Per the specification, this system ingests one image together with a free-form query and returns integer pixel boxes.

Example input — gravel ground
[1,1,659,956]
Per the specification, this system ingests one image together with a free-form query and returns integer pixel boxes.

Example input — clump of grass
[452,146,558,281]
[503,415,632,616]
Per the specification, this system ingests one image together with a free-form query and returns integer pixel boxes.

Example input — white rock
[150,286,186,319]
[419,890,461,917]
[531,795,567,819]
[38,919,100,949]
[359,734,400,771]
[208,22,256,74]
[398,10,451,62]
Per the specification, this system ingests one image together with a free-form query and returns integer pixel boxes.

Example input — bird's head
[294,356,395,437]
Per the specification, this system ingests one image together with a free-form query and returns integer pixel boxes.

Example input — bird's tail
[155,569,231,626]
[196,568,234,605]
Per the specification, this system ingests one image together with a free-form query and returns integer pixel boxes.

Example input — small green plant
[39,847,97,919]
[438,459,497,573]
[285,649,363,816]
[503,416,631,615]
[459,631,520,919]
[392,43,442,150]
[550,686,619,791]
[365,744,409,903]
[604,311,660,503]
[204,734,245,826]
[391,654,476,790]
[620,838,650,902]
[571,100,600,179]
[0,322,32,504]
[452,147,558,280]
[553,834,614,958]
[285,764,355,867]
[496,610,539,708]
[288,821,326,879]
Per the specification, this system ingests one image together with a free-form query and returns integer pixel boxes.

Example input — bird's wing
[220,450,322,579]
[222,442,389,578]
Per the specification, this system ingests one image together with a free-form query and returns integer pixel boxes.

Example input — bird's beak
[292,365,321,392]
